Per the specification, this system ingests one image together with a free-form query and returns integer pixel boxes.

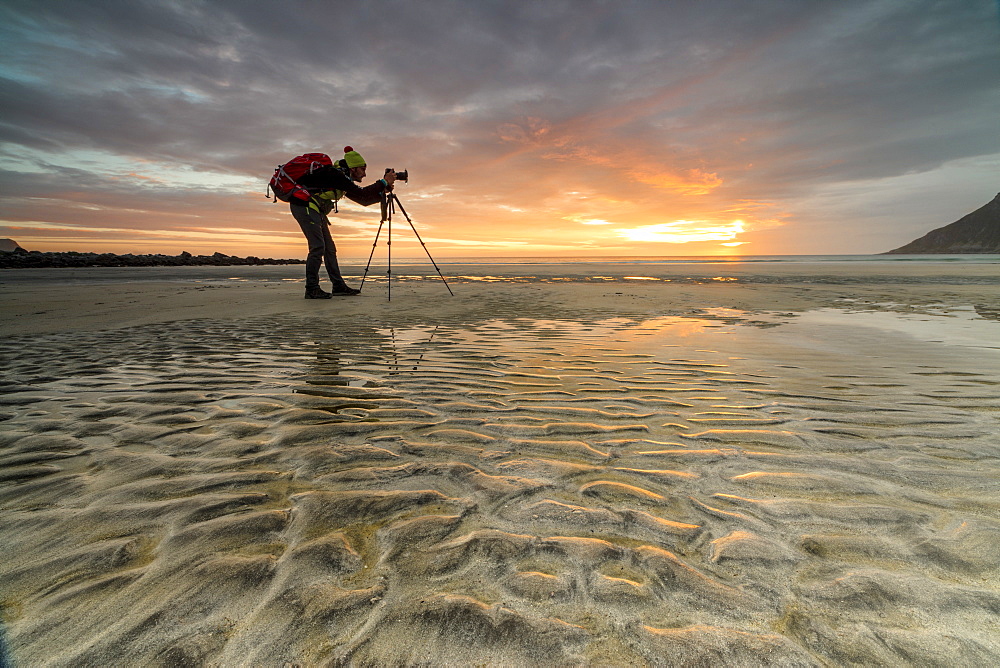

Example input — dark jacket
[295,165,387,207]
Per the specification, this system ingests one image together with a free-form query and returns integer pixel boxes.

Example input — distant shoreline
[2,251,998,271]
[0,250,304,269]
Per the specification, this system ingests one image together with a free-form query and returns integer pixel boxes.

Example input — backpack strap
[307,189,343,214]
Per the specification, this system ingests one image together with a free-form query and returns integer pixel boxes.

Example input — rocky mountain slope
[885,192,1000,254]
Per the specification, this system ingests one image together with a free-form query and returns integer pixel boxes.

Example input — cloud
[0,0,997,256]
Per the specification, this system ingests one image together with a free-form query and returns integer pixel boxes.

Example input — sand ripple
[1,314,999,665]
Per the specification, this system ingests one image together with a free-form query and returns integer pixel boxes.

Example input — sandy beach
[2,258,999,665]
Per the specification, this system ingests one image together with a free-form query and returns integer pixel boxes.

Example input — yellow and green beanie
[343,146,366,168]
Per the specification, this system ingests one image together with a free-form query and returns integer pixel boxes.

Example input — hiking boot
[304,287,333,299]
[331,285,361,296]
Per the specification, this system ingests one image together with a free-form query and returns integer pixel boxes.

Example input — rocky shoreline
[0,249,304,269]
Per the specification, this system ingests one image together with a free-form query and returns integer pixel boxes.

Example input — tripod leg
[392,194,454,296]
[387,198,393,302]
[360,219,385,291]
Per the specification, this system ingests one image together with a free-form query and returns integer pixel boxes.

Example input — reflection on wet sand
[1,312,998,665]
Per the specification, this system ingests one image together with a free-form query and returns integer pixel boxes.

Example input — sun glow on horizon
[618,219,745,244]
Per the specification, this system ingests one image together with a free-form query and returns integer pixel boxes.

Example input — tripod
[360,192,453,301]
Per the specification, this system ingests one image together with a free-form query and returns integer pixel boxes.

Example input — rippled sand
[2,267,999,665]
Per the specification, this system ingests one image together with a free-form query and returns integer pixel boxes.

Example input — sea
[405,254,1000,264]
[2,254,998,287]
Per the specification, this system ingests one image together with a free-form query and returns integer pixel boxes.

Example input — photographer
[291,147,397,298]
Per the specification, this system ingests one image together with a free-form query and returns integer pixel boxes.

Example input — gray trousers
[290,203,348,291]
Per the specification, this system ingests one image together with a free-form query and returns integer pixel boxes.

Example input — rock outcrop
[0,238,25,253]
[0,247,304,268]
[885,192,1000,254]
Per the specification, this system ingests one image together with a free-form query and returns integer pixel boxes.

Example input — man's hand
[384,169,397,187]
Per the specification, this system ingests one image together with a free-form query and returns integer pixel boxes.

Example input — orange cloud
[536,141,722,195]
[625,166,722,195]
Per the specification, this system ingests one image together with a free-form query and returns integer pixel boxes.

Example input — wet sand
[1,262,999,665]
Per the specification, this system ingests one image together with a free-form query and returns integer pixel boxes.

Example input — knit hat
[343,146,366,168]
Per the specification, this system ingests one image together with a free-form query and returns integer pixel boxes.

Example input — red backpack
[266,152,333,203]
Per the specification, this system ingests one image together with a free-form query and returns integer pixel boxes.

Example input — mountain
[884,192,1000,254]
[0,238,25,253]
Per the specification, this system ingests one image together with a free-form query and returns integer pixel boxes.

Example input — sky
[0,0,998,259]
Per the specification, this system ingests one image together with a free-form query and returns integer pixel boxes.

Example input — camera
[386,168,408,182]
